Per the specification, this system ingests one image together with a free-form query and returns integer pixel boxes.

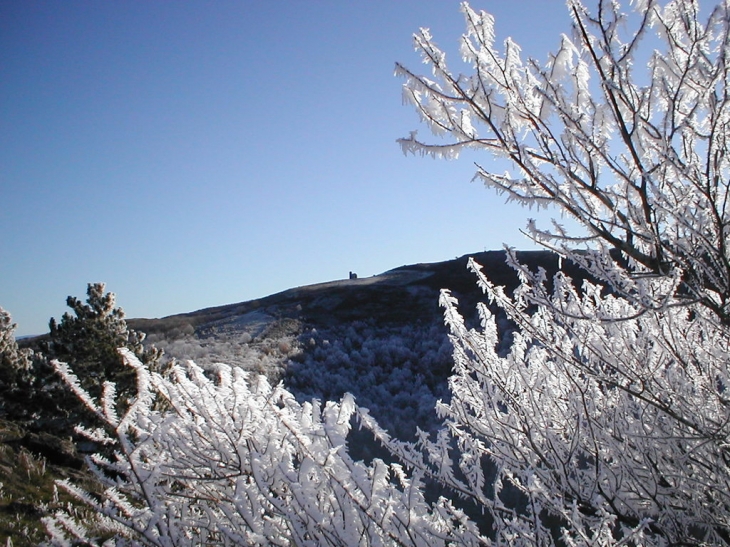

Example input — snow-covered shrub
[0,307,32,389]
[148,315,300,384]
[285,320,453,440]
[44,349,483,546]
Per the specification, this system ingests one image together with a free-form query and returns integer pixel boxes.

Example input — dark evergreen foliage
[46,283,161,399]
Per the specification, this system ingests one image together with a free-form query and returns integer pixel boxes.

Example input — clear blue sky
[1,1,572,336]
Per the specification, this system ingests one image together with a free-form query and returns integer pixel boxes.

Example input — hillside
[132,250,568,337]
[3,249,581,545]
[128,250,579,438]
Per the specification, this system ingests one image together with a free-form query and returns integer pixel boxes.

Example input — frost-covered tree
[391,0,730,544]
[43,0,730,545]
[0,307,32,390]
[399,0,730,320]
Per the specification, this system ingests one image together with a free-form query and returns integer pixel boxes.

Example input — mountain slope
[132,250,568,336]
[129,250,577,439]
[3,250,582,545]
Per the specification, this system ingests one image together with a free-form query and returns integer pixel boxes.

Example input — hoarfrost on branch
[45,1,730,545]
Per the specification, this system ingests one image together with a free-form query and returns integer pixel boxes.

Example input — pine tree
[46,282,161,399]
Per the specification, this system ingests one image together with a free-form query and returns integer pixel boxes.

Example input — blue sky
[1,1,572,336]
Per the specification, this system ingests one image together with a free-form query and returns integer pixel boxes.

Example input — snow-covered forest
[2,0,730,544]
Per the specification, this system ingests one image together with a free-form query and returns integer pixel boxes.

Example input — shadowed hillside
[4,250,585,545]
[128,250,583,439]
[132,250,573,336]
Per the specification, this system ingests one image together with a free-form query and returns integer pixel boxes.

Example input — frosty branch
[44,349,484,546]
[42,1,730,545]
[398,0,730,322]
[393,1,730,544]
